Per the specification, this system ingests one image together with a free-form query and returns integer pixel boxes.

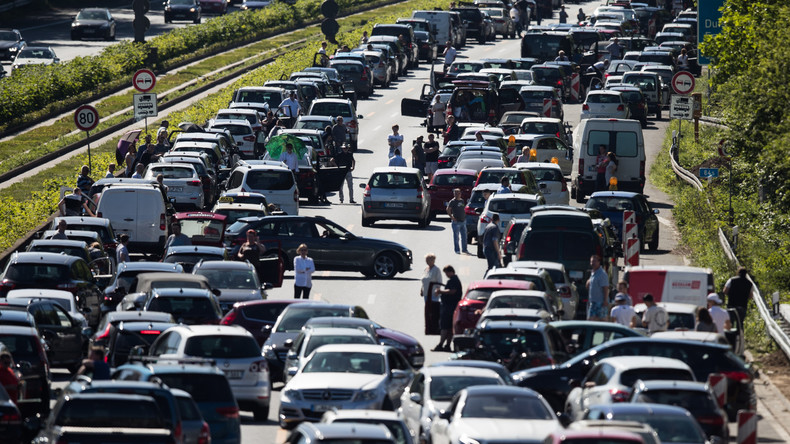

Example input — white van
[95,185,169,254]
[224,160,299,215]
[572,118,645,203]
[412,10,455,47]
[623,265,715,306]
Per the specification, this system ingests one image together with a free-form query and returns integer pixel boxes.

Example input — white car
[210,201,268,226]
[279,344,414,429]
[143,163,204,209]
[476,193,545,242]
[581,90,630,120]
[399,366,506,443]
[281,327,377,383]
[508,260,580,320]
[224,160,299,215]
[12,46,58,71]
[564,356,695,421]
[482,289,556,319]
[477,307,551,324]
[148,324,272,420]
[515,162,569,205]
[430,385,562,444]
[209,119,257,158]
[6,289,88,328]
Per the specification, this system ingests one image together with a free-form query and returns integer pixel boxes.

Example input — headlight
[262,344,276,358]
[9,47,18,52]
[190,7,196,11]
[459,436,481,444]
[356,389,379,401]
[282,388,301,401]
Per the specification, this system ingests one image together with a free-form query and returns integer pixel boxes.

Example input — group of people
[595,144,619,191]
[420,254,463,352]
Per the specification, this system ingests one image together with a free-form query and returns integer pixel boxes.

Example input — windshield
[276,308,352,332]
[310,102,353,118]
[56,398,163,428]
[184,335,261,358]
[304,334,375,356]
[76,10,108,20]
[157,374,234,402]
[461,392,553,419]
[478,171,524,185]
[177,219,225,244]
[489,199,538,214]
[303,351,384,374]
[614,414,705,443]
[4,263,69,284]
[430,376,501,401]
[433,174,476,187]
[520,90,553,101]
[236,90,281,108]
[0,31,18,41]
[18,49,54,59]
[194,268,258,290]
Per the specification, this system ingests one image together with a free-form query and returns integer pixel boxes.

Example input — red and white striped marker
[570,73,580,102]
[623,210,639,266]
[737,410,757,444]
[542,98,552,117]
[622,211,636,245]
[625,237,639,266]
[707,373,727,408]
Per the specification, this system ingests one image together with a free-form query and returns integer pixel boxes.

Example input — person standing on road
[388,149,408,167]
[52,220,69,240]
[105,163,116,178]
[411,136,426,176]
[695,307,718,332]
[595,144,609,191]
[577,8,585,23]
[606,38,622,60]
[447,188,469,254]
[586,255,610,321]
[443,115,460,145]
[610,294,637,327]
[125,144,137,178]
[510,4,521,35]
[333,144,356,204]
[236,229,265,277]
[442,41,457,73]
[707,293,732,333]
[116,234,130,264]
[281,143,299,172]
[279,91,301,120]
[420,253,443,335]
[76,165,94,194]
[605,152,618,189]
[424,134,440,181]
[481,214,502,270]
[293,244,315,299]
[615,280,633,306]
[387,125,404,159]
[724,267,752,321]
[677,48,689,70]
[434,265,462,351]
[641,293,668,333]
[331,116,347,155]
[559,5,568,23]
[164,222,191,252]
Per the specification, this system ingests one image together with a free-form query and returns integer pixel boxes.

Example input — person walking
[434,265,462,351]
[442,41,457,73]
[333,143,356,204]
[76,165,94,194]
[116,234,130,264]
[446,189,469,254]
[481,214,502,270]
[641,293,668,333]
[707,293,732,333]
[559,5,568,23]
[586,255,610,321]
[610,294,637,327]
[164,222,191,252]
[695,307,718,332]
[443,115,460,145]
[510,4,521,36]
[331,116,347,155]
[595,144,609,191]
[424,134,440,181]
[387,125,404,159]
[411,136,426,176]
[388,149,408,167]
[105,163,116,178]
[724,267,752,321]
[606,38,622,60]
[280,143,299,172]
[420,253,443,335]
[605,151,618,189]
[293,244,315,299]
[52,220,69,240]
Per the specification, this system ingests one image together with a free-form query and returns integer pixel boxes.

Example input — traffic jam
[0,0,759,443]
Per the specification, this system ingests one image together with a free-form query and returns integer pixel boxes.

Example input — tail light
[95,324,112,342]
[722,370,752,383]
[480,215,491,224]
[174,421,183,444]
[293,189,299,202]
[578,158,584,176]
[638,102,645,109]
[57,283,77,293]
[243,135,256,142]
[363,184,371,197]
[198,421,211,444]
[221,309,237,325]
[249,359,269,373]
[488,109,495,119]
[556,79,563,86]
[438,158,449,166]
[361,70,368,81]
[215,406,240,418]
[465,205,476,216]
[139,330,161,335]
[552,99,558,107]
[104,242,117,252]
[347,120,357,129]
[417,186,423,199]
[617,104,624,111]
[560,176,568,192]
[187,180,201,186]
[640,160,645,178]
[609,388,630,402]
[559,286,571,297]
[0,412,20,425]
[160,213,166,231]
[529,356,554,367]
[697,415,725,426]
[582,104,589,111]
[556,131,561,138]
[0,279,15,292]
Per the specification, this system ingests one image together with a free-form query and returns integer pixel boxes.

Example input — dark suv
[451,7,492,44]
[0,252,101,327]
[371,24,419,68]
[521,32,576,63]
[445,82,522,125]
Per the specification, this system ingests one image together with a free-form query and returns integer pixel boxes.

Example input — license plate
[223,370,244,379]
[384,202,405,208]
[218,196,234,203]
[170,187,183,192]
[588,166,597,172]
[311,404,333,412]
[84,29,95,33]
[500,220,508,229]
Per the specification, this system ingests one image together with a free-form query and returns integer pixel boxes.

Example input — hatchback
[585,191,660,251]
[451,280,535,334]
[209,119,256,158]
[162,245,226,272]
[143,287,223,325]
[609,85,648,127]
[145,163,204,210]
[426,168,477,218]
[360,167,431,228]
[308,99,361,150]
[0,326,50,418]
[519,86,563,120]
[224,162,299,215]
[328,60,374,99]
[221,300,307,346]
[515,162,569,205]
[581,90,630,120]
[584,404,709,444]
[476,193,545,253]
[192,260,267,312]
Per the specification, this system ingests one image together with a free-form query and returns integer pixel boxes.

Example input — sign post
[132,69,157,133]
[74,105,99,174]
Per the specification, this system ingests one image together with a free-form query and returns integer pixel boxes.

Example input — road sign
[671,71,695,95]
[134,93,158,119]
[74,105,99,132]
[718,139,732,158]
[133,68,156,93]
[670,95,694,120]
[699,168,719,178]
[698,0,725,65]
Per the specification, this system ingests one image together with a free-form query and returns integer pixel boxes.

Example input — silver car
[143,163,204,209]
[191,260,268,312]
[360,167,431,228]
[282,327,377,383]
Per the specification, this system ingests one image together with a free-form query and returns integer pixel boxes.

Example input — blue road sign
[698,0,725,65]
[699,168,719,178]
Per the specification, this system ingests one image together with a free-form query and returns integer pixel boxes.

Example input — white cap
[707,293,723,304]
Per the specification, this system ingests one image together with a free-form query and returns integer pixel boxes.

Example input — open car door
[726,308,745,356]
[535,137,573,176]
[401,98,429,118]
[174,212,228,247]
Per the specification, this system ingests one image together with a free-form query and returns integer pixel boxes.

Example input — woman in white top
[293,243,315,299]
[604,151,618,189]
[420,253,443,335]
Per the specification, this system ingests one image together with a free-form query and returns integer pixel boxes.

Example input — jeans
[484,247,501,270]
[338,170,353,202]
[451,221,468,253]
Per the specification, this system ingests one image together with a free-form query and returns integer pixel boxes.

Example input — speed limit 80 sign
[74,105,99,132]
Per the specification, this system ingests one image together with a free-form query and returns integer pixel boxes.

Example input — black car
[221,300,308,346]
[225,215,413,279]
[521,32,577,63]
[414,30,438,63]
[451,7,492,44]
[511,337,756,420]
[101,262,183,313]
[71,8,116,41]
[105,321,176,367]
[0,326,51,419]
[164,0,202,23]
[261,302,369,383]
[370,24,419,68]
[609,85,648,127]
[0,29,26,63]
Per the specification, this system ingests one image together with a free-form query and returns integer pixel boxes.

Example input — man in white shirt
[707,293,732,333]
[610,294,637,327]
[280,143,299,171]
[641,293,668,334]
[443,42,457,73]
[279,91,301,119]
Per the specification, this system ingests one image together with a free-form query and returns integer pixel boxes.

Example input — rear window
[587,196,637,212]
[489,199,538,214]
[4,263,69,284]
[480,329,546,357]
[175,396,202,421]
[619,368,693,387]
[164,253,224,265]
[586,93,622,104]
[430,376,502,401]
[184,335,261,359]
[236,90,281,108]
[156,373,235,403]
[529,168,563,182]
[478,171,524,185]
[531,67,561,81]
[370,173,420,189]
[241,303,290,322]
[635,389,718,415]
[523,231,596,262]
[520,90,553,100]
[310,102,353,118]
[56,398,164,428]
[449,63,484,74]
[245,171,295,191]
[212,124,251,136]
[276,307,353,332]
[111,330,163,366]
[464,288,496,301]
[333,63,363,74]
[623,74,657,91]
[0,333,39,360]
[617,90,643,102]
[149,166,194,179]
[148,296,216,317]
[585,130,639,158]
[520,121,560,135]
[489,296,548,310]
[217,113,257,125]
[433,174,477,187]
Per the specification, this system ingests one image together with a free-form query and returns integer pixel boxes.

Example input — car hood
[74,19,110,26]
[288,372,385,391]
[376,327,419,347]
[266,331,300,349]
[217,289,261,302]
[0,42,17,49]
[454,418,559,439]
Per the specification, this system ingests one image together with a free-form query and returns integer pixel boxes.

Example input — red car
[426,168,478,218]
[452,280,535,334]
[199,0,228,14]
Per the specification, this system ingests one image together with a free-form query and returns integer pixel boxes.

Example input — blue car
[585,191,660,251]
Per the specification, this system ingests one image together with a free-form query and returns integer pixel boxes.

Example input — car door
[50,304,83,364]
[581,362,615,412]
[497,87,524,114]
[31,303,65,365]
[386,350,413,404]
[312,220,367,269]
[400,373,425,435]
[278,219,320,265]
[149,331,183,358]
[726,308,745,356]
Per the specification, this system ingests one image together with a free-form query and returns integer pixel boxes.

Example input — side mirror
[81,327,94,338]
[211,288,222,297]
[287,368,298,377]
[410,392,423,404]
[284,339,294,348]
[390,369,409,380]
[653,209,660,214]
[262,283,274,290]
[357,114,364,119]
[358,183,367,189]
[557,412,572,428]
[438,409,452,420]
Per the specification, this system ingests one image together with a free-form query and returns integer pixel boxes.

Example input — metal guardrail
[669,133,790,358]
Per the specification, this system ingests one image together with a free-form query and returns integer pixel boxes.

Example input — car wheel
[648,230,659,251]
[372,252,398,278]
[362,216,372,227]
[253,404,270,421]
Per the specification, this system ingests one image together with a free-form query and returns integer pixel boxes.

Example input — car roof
[297,422,393,440]
[7,289,75,299]
[10,251,76,265]
[433,168,478,176]
[29,239,88,248]
[464,384,541,396]
[487,193,542,202]
[594,403,695,416]
[371,167,422,174]
[117,262,183,272]
[323,409,403,422]
[106,311,174,323]
[422,366,502,379]
[165,245,225,255]
[590,191,641,198]
[164,324,251,337]
[467,280,534,290]
[515,162,562,171]
[650,330,727,342]
[478,319,549,331]
[54,216,111,227]
[305,327,373,337]
[596,356,692,371]
[0,325,39,335]
[309,343,388,354]
[151,288,214,297]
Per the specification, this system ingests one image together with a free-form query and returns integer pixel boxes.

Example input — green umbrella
[265,134,307,159]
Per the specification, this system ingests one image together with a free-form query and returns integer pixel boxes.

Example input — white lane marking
[367,293,376,304]
[385,99,394,105]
